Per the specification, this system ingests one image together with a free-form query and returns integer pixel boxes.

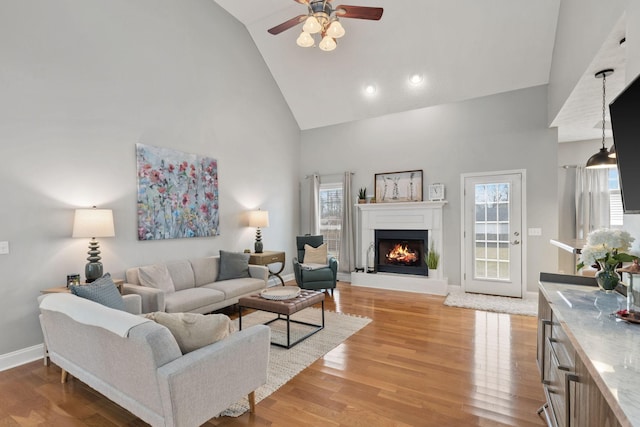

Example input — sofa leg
[248,391,256,413]
[61,369,68,384]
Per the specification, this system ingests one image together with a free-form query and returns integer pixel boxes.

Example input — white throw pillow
[304,243,328,264]
[138,264,176,294]
[144,312,234,354]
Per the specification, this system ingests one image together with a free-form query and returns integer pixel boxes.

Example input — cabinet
[537,290,623,427]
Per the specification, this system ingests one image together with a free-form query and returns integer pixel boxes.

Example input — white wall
[0,0,300,358]
[300,85,558,292]
[547,0,627,125]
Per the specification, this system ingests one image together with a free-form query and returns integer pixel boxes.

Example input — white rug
[444,288,538,316]
[221,308,371,417]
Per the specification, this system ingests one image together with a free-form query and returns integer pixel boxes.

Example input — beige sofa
[123,256,269,314]
[39,292,270,427]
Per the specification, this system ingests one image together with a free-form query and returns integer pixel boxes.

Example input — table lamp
[72,207,115,282]
[249,210,269,253]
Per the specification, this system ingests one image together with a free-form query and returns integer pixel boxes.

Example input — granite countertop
[539,281,640,426]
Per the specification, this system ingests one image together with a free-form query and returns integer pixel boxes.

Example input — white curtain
[310,174,320,235]
[299,174,320,235]
[339,172,355,273]
[575,166,610,240]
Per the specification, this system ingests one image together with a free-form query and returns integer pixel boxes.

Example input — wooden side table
[249,251,286,286]
[41,279,125,295]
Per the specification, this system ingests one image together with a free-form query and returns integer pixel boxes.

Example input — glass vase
[595,262,620,293]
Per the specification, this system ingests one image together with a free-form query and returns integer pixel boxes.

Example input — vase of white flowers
[578,228,637,293]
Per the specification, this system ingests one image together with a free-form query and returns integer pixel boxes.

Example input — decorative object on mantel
[577,228,637,293]
[585,69,617,169]
[249,209,270,253]
[267,1,383,53]
[358,187,367,204]
[72,207,115,283]
[374,170,423,203]
[428,183,445,201]
[136,143,219,240]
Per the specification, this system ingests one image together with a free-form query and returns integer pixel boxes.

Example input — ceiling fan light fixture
[319,35,337,51]
[303,16,322,34]
[296,31,314,48]
[326,20,345,38]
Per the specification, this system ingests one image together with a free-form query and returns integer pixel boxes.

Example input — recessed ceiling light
[364,84,377,95]
[409,74,423,85]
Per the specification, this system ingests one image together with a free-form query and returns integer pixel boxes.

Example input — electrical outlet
[528,228,542,236]
[0,241,9,255]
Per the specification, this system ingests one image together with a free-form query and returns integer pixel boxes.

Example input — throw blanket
[39,293,151,337]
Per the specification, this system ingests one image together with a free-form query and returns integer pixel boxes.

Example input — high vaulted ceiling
[214,0,626,142]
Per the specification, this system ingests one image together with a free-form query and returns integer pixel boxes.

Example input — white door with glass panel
[463,172,523,297]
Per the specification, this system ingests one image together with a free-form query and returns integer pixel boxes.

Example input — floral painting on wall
[136,143,219,240]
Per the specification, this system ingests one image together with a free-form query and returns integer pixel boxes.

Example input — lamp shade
[585,147,617,169]
[248,210,269,228]
[72,208,115,238]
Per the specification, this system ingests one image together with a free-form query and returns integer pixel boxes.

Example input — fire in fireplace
[375,229,428,275]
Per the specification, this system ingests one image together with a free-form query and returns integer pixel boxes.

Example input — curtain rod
[304,172,354,179]
[561,165,579,169]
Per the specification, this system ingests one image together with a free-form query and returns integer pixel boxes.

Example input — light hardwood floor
[0,282,545,426]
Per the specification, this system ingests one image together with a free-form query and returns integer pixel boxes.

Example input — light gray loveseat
[39,292,270,426]
[123,255,269,314]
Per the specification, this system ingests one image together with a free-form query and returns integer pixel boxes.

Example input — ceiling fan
[268,0,383,51]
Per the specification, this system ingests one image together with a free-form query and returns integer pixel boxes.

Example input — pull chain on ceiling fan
[268,0,383,52]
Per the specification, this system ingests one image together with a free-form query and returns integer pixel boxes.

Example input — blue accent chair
[292,235,338,294]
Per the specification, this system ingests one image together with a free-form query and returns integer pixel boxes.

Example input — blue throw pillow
[217,250,251,281]
[70,273,125,311]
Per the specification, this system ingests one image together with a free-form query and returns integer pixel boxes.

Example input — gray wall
[0,0,300,357]
[300,85,558,292]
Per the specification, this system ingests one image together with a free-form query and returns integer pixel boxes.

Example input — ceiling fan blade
[335,5,383,20]
[268,15,307,35]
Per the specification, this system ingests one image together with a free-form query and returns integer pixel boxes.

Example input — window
[319,182,342,259]
[609,168,623,227]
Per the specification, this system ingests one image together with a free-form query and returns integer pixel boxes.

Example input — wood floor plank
[1,282,545,426]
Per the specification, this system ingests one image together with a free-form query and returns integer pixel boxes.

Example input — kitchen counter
[539,280,640,426]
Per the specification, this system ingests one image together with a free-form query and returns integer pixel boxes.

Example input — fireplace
[375,229,428,276]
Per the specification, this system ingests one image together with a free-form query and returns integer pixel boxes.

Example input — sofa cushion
[164,287,225,313]
[70,273,125,311]
[165,260,196,291]
[203,277,265,300]
[304,243,328,264]
[143,311,234,354]
[217,251,250,281]
[138,264,176,294]
[190,257,219,286]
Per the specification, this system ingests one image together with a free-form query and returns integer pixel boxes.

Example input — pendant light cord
[601,71,607,149]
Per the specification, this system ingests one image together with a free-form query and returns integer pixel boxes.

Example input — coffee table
[238,289,325,348]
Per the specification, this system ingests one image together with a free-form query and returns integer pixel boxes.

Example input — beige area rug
[444,288,538,316]
[221,308,372,417]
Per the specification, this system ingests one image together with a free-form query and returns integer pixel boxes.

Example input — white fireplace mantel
[352,201,448,295]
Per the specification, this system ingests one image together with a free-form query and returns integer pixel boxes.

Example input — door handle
[512,240,520,245]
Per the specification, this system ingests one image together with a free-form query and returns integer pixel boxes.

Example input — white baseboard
[0,344,44,372]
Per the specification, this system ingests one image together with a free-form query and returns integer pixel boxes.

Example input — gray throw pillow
[70,273,125,311]
[217,250,250,281]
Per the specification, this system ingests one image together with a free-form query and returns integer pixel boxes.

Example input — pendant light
[586,69,617,169]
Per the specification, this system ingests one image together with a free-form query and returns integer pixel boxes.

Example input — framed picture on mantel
[374,170,423,203]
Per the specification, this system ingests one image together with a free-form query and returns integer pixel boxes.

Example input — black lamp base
[85,262,103,283]
[85,238,103,283]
